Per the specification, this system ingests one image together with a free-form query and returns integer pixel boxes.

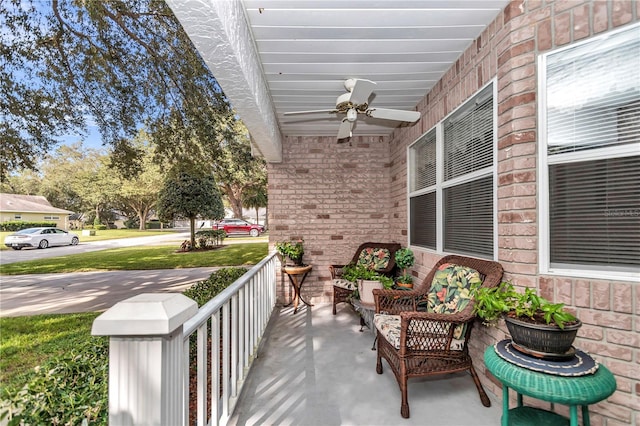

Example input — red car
[212,218,265,237]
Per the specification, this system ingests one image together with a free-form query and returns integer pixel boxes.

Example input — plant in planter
[472,281,582,358]
[275,240,304,265]
[394,247,415,289]
[343,263,394,305]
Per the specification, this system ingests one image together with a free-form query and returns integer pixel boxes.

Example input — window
[14,214,21,220]
[540,23,640,278]
[44,216,60,220]
[408,83,496,258]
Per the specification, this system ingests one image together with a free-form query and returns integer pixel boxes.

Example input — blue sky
[58,125,104,150]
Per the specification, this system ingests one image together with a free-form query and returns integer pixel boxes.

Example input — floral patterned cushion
[373,314,464,351]
[425,263,481,315]
[333,278,357,290]
[357,247,391,271]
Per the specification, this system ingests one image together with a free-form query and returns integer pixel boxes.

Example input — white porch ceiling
[167,0,509,162]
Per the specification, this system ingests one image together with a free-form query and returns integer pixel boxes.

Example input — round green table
[484,346,616,426]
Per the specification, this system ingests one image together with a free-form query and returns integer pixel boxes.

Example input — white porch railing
[92,252,278,426]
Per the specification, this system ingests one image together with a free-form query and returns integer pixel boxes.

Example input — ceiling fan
[283,78,421,142]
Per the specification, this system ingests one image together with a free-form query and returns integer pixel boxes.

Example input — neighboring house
[166,2,639,424]
[0,193,74,230]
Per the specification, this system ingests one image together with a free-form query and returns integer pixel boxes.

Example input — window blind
[547,25,640,155]
[549,155,640,270]
[410,191,436,250]
[443,176,494,258]
[410,129,436,192]
[443,86,494,181]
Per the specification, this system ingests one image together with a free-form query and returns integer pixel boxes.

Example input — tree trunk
[189,217,196,247]
[138,209,147,230]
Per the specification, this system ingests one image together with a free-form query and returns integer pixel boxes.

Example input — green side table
[484,346,616,426]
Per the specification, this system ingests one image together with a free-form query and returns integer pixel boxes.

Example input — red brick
[556,279,573,304]
[574,280,590,307]
[592,282,610,310]
[612,0,633,27]
[555,12,572,45]
[593,1,609,34]
[607,330,640,348]
[573,3,591,40]
[578,310,632,331]
[606,359,640,380]
[504,0,525,24]
[577,323,604,340]
[537,18,553,51]
[612,283,633,313]
[579,341,633,361]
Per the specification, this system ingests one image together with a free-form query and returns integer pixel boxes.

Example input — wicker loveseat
[372,255,504,418]
[329,242,401,315]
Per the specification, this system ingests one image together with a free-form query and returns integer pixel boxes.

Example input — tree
[156,171,225,247]
[1,0,234,180]
[212,120,267,219]
[113,133,164,230]
[243,177,268,227]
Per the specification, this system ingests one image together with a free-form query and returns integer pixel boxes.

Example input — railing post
[92,293,198,426]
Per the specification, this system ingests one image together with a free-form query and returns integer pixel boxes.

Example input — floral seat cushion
[332,278,357,290]
[374,263,482,352]
[357,247,391,271]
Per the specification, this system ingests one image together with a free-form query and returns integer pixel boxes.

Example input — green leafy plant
[342,264,394,289]
[0,339,109,425]
[275,240,304,264]
[471,281,577,329]
[394,247,415,284]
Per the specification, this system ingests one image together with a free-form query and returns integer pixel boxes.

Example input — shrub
[0,222,56,232]
[194,230,226,249]
[183,267,247,307]
[95,225,108,230]
[0,338,109,425]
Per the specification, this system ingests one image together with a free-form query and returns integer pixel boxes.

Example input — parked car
[212,218,265,237]
[3,227,80,250]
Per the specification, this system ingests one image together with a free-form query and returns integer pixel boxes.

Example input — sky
[58,125,105,150]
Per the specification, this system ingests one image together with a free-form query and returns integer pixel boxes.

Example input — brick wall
[268,1,639,424]
[268,135,396,304]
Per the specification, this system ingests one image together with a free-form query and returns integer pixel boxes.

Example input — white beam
[166,0,282,162]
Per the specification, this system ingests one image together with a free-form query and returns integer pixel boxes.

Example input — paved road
[0,231,190,265]
[0,233,267,317]
[0,268,222,317]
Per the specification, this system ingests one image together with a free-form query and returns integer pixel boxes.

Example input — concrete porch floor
[229,303,501,426]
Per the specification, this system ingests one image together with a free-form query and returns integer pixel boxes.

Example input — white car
[4,227,80,250]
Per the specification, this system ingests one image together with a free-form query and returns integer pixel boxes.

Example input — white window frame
[407,80,498,260]
[538,24,640,281]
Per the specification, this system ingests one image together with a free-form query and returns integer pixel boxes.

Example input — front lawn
[0,312,102,395]
[0,242,268,275]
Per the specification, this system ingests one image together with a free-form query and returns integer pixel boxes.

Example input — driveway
[0,268,220,317]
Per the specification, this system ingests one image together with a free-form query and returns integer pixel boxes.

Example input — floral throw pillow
[357,247,391,271]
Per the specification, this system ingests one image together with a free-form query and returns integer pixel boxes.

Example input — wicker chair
[372,255,504,418]
[330,242,401,315]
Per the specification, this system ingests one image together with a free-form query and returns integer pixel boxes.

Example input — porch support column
[92,293,198,426]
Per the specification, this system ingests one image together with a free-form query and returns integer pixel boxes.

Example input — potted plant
[343,263,394,305]
[472,281,582,358]
[394,247,415,289]
[275,240,304,266]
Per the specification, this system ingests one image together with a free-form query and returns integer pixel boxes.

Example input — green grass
[0,312,103,395]
[0,243,268,275]
[0,229,179,250]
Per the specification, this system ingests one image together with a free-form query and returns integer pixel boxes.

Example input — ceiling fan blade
[283,109,338,116]
[366,108,420,123]
[336,118,353,140]
[349,79,376,105]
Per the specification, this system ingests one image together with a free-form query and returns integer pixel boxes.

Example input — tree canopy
[156,171,225,246]
[1,0,235,179]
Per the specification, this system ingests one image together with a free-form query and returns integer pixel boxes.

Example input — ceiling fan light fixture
[346,108,357,122]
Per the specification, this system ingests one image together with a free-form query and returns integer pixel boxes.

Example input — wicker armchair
[372,255,503,419]
[330,242,401,315]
